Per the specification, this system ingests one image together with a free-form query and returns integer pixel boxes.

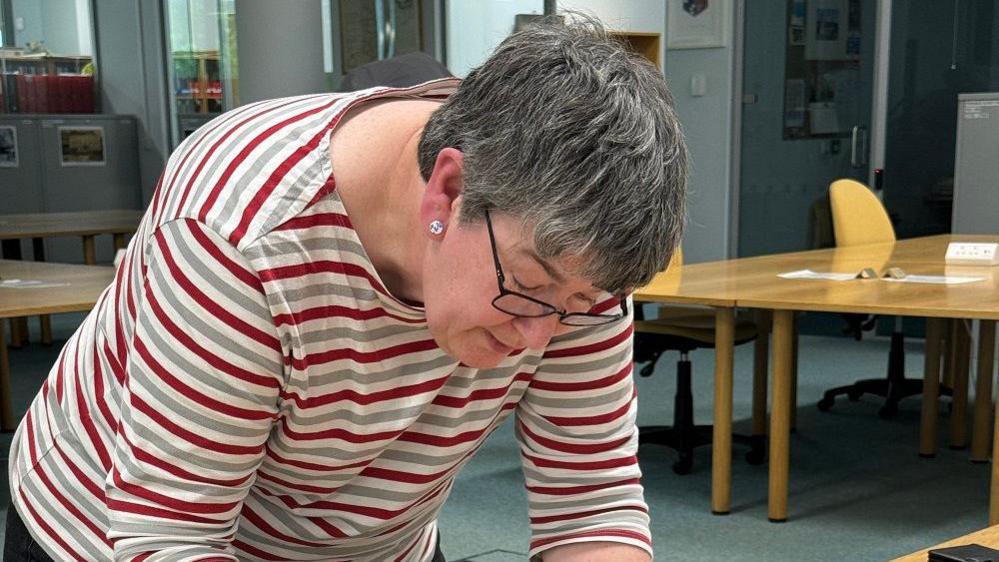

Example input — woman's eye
[512,276,542,292]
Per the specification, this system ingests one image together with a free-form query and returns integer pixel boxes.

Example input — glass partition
[0,0,96,114]
[882,0,999,237]
[166,0,238,144]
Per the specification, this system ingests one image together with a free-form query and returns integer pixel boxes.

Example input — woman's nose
[512,315,560,349]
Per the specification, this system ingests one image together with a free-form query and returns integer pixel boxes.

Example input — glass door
[738,0,878,257]
[165,0,238,144]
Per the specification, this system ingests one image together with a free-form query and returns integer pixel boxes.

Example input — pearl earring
[429,220,445,235]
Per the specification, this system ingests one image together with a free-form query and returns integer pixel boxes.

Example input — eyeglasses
[484,210,628,326]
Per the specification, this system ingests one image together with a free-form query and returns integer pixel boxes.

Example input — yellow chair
[633,248,766,474]
[828,179,896,246]
[817,179,945,418]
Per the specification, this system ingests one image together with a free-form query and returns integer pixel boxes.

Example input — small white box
[945,242,999,266]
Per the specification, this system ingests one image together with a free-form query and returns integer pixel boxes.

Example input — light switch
[690,72,707,97]
[15,17,24,32]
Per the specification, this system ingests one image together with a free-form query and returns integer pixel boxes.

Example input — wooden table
[635,234,999,522]
[0,259,114,431]
[891,524,999,561]
[0,209,143,264]
[0,210,141,346]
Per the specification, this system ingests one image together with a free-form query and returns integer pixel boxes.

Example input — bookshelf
[172,50,222,114]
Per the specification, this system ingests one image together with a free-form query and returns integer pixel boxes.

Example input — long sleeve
[515,298,651,560]
[106,219,285,561]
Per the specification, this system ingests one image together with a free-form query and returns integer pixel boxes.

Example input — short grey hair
[418,14,687,294]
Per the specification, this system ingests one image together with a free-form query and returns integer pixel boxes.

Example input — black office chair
[633,251,766,474]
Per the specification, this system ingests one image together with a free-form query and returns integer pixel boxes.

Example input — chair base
[639,425,765,474]
[817,329,952,419]
[817,377,951,419]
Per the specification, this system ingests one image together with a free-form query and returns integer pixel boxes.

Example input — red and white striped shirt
[9,80,651,561]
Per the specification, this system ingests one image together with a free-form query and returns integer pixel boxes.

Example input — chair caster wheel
[817,397,834,412]
[673,454,693,475]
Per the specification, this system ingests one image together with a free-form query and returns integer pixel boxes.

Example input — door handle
[851,125,868,168]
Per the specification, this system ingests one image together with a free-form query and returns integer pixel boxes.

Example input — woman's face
[422,210,603,369]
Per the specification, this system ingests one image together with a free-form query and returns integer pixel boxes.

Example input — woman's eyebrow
[516,248,566,284]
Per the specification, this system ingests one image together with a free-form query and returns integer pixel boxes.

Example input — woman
[6,16,686,562]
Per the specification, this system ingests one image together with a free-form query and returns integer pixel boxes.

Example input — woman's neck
[330,98,441,304]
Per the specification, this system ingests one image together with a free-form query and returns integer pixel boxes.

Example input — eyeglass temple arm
[484,211,506,292]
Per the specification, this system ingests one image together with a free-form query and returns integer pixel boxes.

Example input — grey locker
[0,117,46,259]
[0,114,142,264]
[0,117,45,214]
[952,93,999,234]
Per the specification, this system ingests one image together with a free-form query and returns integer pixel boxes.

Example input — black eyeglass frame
[484,210,628,326]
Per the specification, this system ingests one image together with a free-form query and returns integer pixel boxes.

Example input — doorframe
[728,0,746,258]
[869,0,892,188]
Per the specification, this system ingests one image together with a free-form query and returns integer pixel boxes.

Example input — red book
[34,74,49,113]
[16,74,32,113]
[79,76,95,113]
[49,76,73,113]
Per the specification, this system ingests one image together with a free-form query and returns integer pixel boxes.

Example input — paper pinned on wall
[0,125,17,168]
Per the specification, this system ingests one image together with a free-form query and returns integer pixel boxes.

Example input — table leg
[920,318,946,457]
[768,309,795,522]
[972,321,996,463]
[950,321,971,450]
[751,310,771,443]
[82,235,96,265]
[943,320,958,391]
[991,371,999,525]
[32,237,52,346]
[0,319,14,432]
[791,318,799,432]
[712,307,735,515]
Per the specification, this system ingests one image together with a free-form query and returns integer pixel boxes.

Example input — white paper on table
[0,279,71,289]
[778,269,858,281]
[881,274,984,285]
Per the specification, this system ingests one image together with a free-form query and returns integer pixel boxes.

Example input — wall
[11,0,42,47]
[12,0,91,54]
[92,0,171,204]
[664,2,734,262]
[41,0,80,54]
[235,0,326,104]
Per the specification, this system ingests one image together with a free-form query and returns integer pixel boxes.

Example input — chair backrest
[829,179,896,247]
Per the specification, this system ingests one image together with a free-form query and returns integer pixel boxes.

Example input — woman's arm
[543,541,652,562]
[107,219,284,560]
[516,297,654,561]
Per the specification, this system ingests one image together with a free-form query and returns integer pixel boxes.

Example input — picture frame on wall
[667,0,729,49]
[0,126,18,168]
[59,126,106,167]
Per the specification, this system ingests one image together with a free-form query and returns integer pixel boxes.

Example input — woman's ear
[419,147,464,231]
